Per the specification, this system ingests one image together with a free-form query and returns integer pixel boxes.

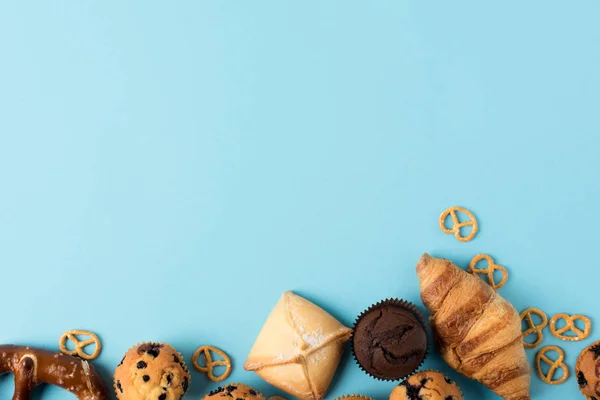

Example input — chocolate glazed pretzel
[0,345,109,400]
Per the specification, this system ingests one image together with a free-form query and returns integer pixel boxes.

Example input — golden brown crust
[416,253,531,400]
[0,344,109,400]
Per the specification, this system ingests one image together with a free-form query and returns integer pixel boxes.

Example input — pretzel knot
[520,308,548,348]
[58,329,102,360]
[439,206,478,242]
[192,345,232,382]
[550,313,591,341]
[469,254,508,290]
[536,345,569,385]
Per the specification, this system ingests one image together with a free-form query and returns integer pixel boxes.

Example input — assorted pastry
[390,370,463,400]
[0,344,109,400]
[1,205,595,399]
[351,299,428,381]
[202,383,266,400]
[576,340,600,398]
[417,253,531,400]
[243,291,352,400]
[114,342,190,400]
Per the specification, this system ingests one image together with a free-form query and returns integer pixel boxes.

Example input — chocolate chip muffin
[114,342,190,400]
[202,383,266,400]
[576,341,600,399]
[333,395,372,400]
[352,299,428,380]
[390,370,463,400]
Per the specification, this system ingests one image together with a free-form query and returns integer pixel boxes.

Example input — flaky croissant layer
[416,253,531,400]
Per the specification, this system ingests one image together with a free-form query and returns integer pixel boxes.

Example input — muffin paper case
[351,298,429,381]
[114,342,190,400]
[392,369,464,400]
[333,394,373,400]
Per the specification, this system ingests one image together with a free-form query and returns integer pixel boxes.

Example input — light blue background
[1,2,599,399]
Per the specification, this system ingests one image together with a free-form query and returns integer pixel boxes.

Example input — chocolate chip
[148,349,160,357]
[143,375,150,382]
[116,380,123,393]
[166,373,173,385]
[578,371,588,388]
[137,342,163,357]
[249,390,257,396]
[444,397,454,400]
[226,385,237,392]
[591,345,600,360]
[420,378,428,385]
[444,376,452,384]
[182,376,189,393]
[137,361,147,369]
[158,394,166,400]
[209,387,225,396]
[118,356,126,366]
[173,354,180,363]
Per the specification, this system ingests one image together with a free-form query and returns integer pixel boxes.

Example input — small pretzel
[192,345,232,382]
[536,345,569,385]
[550,313,591,341]
[59,329,102,360]
[439,206,478,242]
[520,308,548,348]
[469,254,508,290]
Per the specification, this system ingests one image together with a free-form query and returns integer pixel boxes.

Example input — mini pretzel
[550,313,591,341]
[59,329,102,360]
[536,345,569,385]
[469,254,508,290]
[192,345,232,382]
[520,308,548,348]
[439,206,478,242]
[0,344,109,399]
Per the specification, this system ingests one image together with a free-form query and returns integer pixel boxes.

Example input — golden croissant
[416,253,531,400]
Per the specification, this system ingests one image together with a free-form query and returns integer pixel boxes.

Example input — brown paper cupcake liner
[350,298,429,381]
[114,341,190,398]
[396,369,464,398]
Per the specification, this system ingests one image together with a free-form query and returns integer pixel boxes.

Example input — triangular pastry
[244,291,352,400]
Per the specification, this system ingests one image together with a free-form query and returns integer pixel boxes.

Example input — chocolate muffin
[390,370,463,400]
[114,342,190,400]
[352,299,428,381]
[576,340,600,399]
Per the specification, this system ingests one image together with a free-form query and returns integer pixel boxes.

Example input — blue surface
[1,2,599,399]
